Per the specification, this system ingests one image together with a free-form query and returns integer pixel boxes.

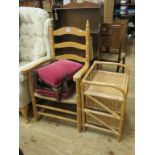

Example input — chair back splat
[50,19,90,66]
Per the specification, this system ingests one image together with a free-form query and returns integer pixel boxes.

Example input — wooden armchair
[21,20,91,131]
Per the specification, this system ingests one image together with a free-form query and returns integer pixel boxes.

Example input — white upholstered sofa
[19,7,52,121]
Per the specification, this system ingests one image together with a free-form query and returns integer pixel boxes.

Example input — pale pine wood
[118,100,126,141]
[28,73,38,121]
[75,20,90,131]
[55,54,85,63]
[19,105,29,123]
[75,79,82,131]
[54,42,86,50]
[37,112,77,123]
[81,79,86,131]
[36,104,77,115]
[85,123,114,134]
[84,108,120,120]
[85,20,91,65]
[53,27,86,37]
[73,64,89,81]
[49,21,55,58]
[34,92,76,104]
[21,57,52,74]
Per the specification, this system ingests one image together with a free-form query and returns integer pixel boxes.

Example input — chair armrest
[73,64,89,81]
[20,56,53,74]
[94,61,130,74]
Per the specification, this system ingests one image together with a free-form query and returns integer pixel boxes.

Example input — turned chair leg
[19,105,29,123]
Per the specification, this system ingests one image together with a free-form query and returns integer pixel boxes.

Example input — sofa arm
[20,56,53,74]
[73,64,89,81]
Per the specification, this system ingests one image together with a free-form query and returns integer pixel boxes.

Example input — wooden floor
[19,44,135,155]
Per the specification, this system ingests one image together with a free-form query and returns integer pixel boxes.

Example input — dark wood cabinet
[52,1,103,59]
[53,2,103,31]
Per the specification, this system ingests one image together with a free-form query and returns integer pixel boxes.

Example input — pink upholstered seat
[36,59,83,87]
[36,59,82,99]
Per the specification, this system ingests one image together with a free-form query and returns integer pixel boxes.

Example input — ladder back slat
[54,27,86,36]
[55,54,85,62]
[54,42,86,50]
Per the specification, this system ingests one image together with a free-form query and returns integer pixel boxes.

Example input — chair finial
[86,20,90,28]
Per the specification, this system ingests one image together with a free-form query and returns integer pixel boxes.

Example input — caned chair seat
[84,70,128,101]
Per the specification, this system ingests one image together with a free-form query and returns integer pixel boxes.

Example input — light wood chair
[21,20,91,131]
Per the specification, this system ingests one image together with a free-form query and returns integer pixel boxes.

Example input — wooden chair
[97,22,127,73]
[21,20,91,131]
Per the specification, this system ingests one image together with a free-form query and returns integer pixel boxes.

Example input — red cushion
[36,59,83,87]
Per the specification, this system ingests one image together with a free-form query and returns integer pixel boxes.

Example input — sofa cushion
[19,7,49,62]
[36,59,83,87]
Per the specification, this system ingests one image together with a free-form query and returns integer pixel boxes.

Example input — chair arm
[20,56,53,74]
[73,64,89,81]
[94,61,130,74]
